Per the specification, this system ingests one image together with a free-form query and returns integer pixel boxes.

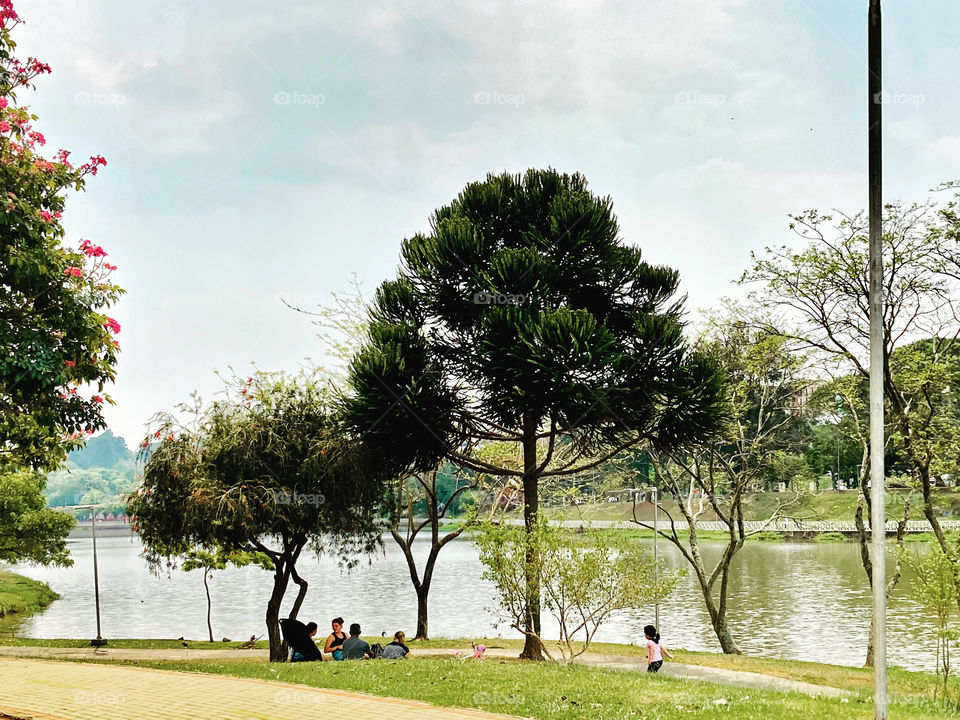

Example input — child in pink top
[644,624,673,673]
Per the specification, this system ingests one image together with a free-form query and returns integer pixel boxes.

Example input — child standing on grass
[644,624,673,673]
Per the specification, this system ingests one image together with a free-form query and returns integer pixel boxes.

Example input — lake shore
[0,570,59,633]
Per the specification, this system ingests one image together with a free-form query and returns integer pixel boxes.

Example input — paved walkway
[0,657,521,720]
[0,645,850,698]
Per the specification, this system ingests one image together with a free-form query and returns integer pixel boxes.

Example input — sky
[14,0,960,449]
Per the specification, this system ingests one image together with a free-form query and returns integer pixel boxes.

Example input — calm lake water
[5,535,941,670]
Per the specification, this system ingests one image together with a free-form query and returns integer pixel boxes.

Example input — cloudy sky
[15,0,960,447]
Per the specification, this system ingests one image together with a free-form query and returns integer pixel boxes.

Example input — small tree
[807,375,910,666]
[181,548,272,643]
[907,542,960,705]
[389,463,486,640]
[474,517,676,661]
[632,315,807,654]
[743,196,960,584]
[128,372,388,661]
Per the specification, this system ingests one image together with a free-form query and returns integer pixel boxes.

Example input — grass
[553,489,960,525]
[12,634,958,717]
[0,570,58,631]
[0,636,268,649]
[66,654,957,720]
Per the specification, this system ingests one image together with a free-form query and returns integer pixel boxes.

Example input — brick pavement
[0,657,523,720]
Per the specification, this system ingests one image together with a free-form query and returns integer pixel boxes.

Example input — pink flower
[40,210,52,222]
[64,360,75,367]
[103,317,121,334]
[0,97,7,109]
[92,395,104,403]
[105,263,118,271]
[30,59,52,75]
[64,267,82,277]
[0,122,9,133]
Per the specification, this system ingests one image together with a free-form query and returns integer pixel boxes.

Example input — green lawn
[0,636,268,650]
[549,489,960,526]
[10,634,958,716]
[0,570,59,631]
[68,654,957,720]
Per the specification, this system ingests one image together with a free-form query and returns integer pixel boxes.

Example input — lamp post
[867,2,886,718]
[640,486,661,629]
[63,504,107,647]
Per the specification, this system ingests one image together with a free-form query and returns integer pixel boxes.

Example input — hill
[44,430,138,511]
[66,429,135,469]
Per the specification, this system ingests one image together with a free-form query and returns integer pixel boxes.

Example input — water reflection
[7,535,938,670]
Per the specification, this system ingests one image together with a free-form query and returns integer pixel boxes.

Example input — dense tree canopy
[128,373,389,661]
[0,4,122,471]
[0,469,74,565]
[345,169,724,658]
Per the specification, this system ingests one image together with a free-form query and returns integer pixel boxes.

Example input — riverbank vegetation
[0,571,58,628]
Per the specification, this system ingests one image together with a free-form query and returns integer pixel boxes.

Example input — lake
[5,535,941,670]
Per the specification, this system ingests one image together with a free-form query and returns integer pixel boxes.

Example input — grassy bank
[69,652,955,720]
[0,570,58,630]
[550,489,960,525]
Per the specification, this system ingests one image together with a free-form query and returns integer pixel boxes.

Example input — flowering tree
[0,1,122,471]
[128,372,389,662]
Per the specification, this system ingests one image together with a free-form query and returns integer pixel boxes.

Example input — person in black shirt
[324,617,347,661]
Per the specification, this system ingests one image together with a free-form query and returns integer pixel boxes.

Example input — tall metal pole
[90,508,104,646]
[653,487,660,629]
[868,2,886,718]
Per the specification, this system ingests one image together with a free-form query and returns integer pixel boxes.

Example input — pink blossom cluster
[0,0,18,27]
[79,239,108,258]
[103,317,121,334]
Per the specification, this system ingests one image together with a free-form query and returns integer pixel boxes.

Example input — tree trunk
[266,561,291,662]
[415,583,430,640]
[203,569,213,643]
[288,565,308,620]
[520,413,544,661]
[702,574,740,654]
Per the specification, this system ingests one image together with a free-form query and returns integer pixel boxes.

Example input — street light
[639,486,661,629]
[867,3,887,719]
[60,504,107,647]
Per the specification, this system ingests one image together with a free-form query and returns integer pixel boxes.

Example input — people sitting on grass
[379,631,409,660]
[290,621,321,662]
[341,622,371,660]
[324,617,347,661]
[279,618,323,662]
